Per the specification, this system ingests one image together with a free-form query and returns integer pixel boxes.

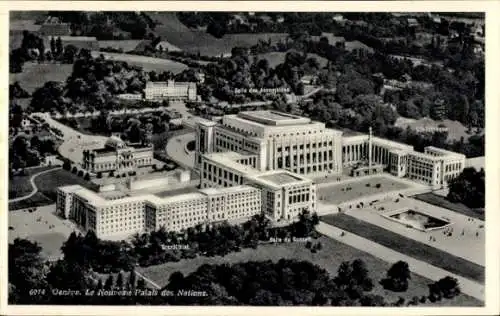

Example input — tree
[381,260,411,292]
[136,278,146,290]
[56,37,63,57]
[447,167,485,208]
[46,260,90,303]
[84,173,90,181]
[104,275,114,290]
[63,45,78,64]
[50,37,56,54]
[8,238,48,304]
[128,268,137,289]
[63,159,71,171]
[116,272,124,289]
[432,276,461,299]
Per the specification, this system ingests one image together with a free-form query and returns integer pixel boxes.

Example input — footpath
[316,221,484,301]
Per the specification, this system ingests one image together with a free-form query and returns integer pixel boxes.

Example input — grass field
[321,213,484,283]
[138,235,481,306]
[34,168,97,198]
[146,12,291,56]
[92,51,188,73]
[317,176,411,205]
[98,40,143,52]
[8,193,54,211]
[9,166,57,199]
[9,168,96,210]
[9,62,73,94]
[414,193,485,221]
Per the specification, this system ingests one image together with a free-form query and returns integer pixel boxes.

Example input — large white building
[342,132,466,189]
[57,110,467,239]
[144,81,197,101]
[195,110,344,178]
[57,184,261,239]
[197,110,465,190]
[200,151,317,221]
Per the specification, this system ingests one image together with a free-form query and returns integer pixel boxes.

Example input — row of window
[277,141,334,152]
[268,129,327,138]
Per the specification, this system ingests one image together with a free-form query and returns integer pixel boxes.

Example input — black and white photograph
[2,1,499,315]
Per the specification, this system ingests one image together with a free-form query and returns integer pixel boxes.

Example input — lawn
[9,168,97,210]
[8,192,53,211]
[414,193,484,221]
[9,166,58,199]
[9,62,74,94]
[317,176,411,205]
[34,168,98,200]
[91,51,188,73]
[321,213,484,283]
[98,40,143,52]
[138,235,481,306]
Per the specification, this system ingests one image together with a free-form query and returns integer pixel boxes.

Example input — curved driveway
[9,167,62,203]
[165,132,196,169]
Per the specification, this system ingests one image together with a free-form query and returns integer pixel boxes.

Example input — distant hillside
[9,11,48,22]
[145,12,291,57]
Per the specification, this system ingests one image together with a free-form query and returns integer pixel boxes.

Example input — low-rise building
[82,135,154,175]
[144,81,198,101]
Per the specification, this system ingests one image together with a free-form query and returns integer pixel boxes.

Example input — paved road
[9,167,61,203]
[165,132,196,169]
[316,221,484,301]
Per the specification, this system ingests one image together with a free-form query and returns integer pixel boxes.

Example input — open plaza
[8,204,82,260]
[342,196,484,266]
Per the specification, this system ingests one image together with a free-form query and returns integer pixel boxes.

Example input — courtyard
[316,174,426,206]
[8,204,82,260]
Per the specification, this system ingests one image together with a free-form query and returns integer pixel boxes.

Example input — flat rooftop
[259,171,303,185]
[154,186,198,198]
[237,110,311,126]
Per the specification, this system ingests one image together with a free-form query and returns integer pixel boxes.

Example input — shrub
[409,296,420,306]
[72,166,77,174]
[375,183,381,188]
[63,160,71,170]
[431,276,461,299]
[419,295,427,303]
[84,173,90,181]
[77,170,84,177]
[305,241,312,249]
[366,183,371,187]
[96,172,102,179]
